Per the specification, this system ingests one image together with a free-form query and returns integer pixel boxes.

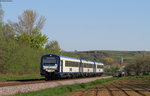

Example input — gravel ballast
[0,76,112,96]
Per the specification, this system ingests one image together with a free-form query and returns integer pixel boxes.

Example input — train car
[40,54,104,80]
[60,55,81,78]
[95,62,104,76]
[81,60,95,77]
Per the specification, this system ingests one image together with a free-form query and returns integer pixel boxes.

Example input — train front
[40,54,60,80]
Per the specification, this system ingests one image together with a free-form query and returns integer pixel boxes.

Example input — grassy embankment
[11,75,150,96]
[0,75,44,81]
[0,40,78,81]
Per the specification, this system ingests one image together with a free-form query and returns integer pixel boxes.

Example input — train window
[83,63,93,68]
[43,57,57,64]
[65,61,79,67]
[69,68,72,71]
[97,65,103,68]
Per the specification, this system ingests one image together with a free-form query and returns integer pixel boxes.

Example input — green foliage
[0,4,3,40]
[45,40,61,51]
[110,65,121,75]
[125,53,150,75]
[0,9,49,75]
[0,38,78,76]
[8,10,48,49]
[0,40,7,73]
[0,39,45,75]
[2,24,15,40]
[0,75,44,81]
[16,29,48,49]
[104,64,121,75]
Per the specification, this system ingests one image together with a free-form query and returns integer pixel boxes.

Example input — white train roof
[43,54,104,65]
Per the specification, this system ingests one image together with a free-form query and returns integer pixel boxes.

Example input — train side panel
[82,60,94,73]
[60,57,80,73]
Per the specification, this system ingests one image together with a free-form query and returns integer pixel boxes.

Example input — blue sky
[2,0,150,51]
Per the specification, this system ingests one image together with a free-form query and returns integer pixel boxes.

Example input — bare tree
[0,3,4,39]
[0,4,3,23]
[9,10,46,35]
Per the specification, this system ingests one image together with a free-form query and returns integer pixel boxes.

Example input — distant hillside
[70,50,150,65]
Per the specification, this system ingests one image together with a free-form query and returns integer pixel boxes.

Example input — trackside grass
[10,77,125,96]
[0,75,44,81]
[10,75,150,96]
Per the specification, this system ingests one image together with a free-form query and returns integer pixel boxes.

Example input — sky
[2,0,150,51]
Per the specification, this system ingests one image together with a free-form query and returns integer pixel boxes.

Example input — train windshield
[43,57,58,66]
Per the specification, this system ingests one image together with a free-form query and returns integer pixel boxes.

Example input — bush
[0,39,78,76]
[0,39,44,75]
[125,53,150,75]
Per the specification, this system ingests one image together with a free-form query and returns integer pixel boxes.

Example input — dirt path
[67,77,150,96]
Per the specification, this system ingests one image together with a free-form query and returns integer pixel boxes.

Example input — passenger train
[40,54,104,80]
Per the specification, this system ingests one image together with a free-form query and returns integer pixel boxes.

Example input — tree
[9,10,47,49]
[0,3,4,39]
[10,10,46,35]
[16,28,47,49]
[134,53,150,75]
[125,52,150,75]
[2,24,15,40]
[104,64,121,76]
[45,40,61,51]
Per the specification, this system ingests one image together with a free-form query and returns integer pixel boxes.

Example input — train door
[61,60,63,72]
[79,60,83,73]
[93,62,96,73]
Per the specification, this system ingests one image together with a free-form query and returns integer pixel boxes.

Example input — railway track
[0,76,112,96]
[67,77,150,96]
[0,76,108,87]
